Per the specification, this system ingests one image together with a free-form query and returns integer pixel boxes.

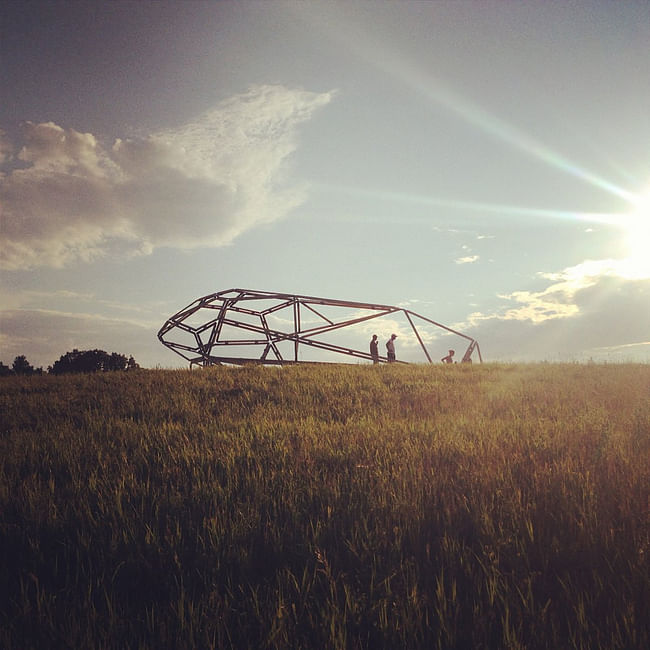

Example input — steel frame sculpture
[158,288,482,366]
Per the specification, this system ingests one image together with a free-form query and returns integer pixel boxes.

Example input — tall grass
[1,363,648,648]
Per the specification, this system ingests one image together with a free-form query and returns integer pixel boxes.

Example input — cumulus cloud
[461,259,650,361]
[0,85,334,270]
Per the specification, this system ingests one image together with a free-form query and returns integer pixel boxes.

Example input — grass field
[1,363,648,649]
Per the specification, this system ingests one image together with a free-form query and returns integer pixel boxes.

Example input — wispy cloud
[0,308,163,368]
[455,255,479,265]
[0,85,334,270]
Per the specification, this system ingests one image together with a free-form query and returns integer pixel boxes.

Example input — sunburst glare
[315,182,626,228]
[622,187,650,278]
[316,180,650,281]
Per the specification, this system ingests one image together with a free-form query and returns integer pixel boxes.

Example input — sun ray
[301,3,647,274]
[407,76,635,202]
[315,6,636,203]
[313,182,624,228]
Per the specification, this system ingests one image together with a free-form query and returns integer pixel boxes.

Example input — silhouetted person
[441,349,455,364]
[370,334,379,364]
[386,333,397,362]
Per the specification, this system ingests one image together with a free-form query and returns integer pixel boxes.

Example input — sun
[622,188,650,278]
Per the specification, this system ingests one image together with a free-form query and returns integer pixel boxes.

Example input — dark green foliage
[49,349,138,374]
[0,364,648,649]
[11,355,40,375]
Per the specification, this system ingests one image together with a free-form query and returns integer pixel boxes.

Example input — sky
[1,0,649,368]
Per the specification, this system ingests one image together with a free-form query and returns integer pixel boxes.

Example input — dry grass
[1,363,648,648]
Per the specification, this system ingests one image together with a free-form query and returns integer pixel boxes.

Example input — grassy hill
[1,363,649,649]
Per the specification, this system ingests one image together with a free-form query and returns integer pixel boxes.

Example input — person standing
[370,334,379,364]
[386,333,397,362]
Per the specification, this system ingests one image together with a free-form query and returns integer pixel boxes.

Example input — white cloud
[494,258,650,324]
[0,85,334,270]
[455,255,479,264]
[460,258,650,361]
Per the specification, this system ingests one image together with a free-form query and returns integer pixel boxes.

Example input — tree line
[0,349,139,376]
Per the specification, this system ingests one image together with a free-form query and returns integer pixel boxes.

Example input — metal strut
[158,288,482,366]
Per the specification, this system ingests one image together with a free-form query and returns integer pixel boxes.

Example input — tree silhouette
[1,351,138,376]
[49,349,138,374]
[12,355,35,375]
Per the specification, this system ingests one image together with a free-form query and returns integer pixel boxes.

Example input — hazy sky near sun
[1,0,649,368]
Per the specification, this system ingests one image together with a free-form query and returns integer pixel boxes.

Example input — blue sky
[1,0,649,368]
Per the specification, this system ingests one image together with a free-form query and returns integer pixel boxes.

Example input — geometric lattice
[158,288,482,366]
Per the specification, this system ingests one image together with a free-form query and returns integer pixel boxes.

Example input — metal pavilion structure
[158,288,482,367]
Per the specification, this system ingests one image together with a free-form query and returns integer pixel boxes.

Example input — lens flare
[313,182,623,228]
[623,189,650,278]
